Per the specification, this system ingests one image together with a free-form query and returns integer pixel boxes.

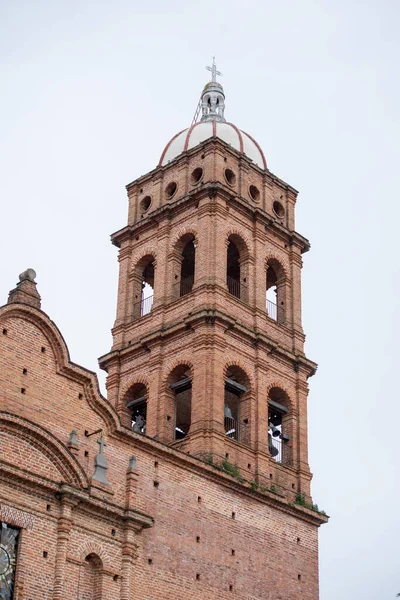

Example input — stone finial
[68,429,79,445]
[8,268,41,309]
[19,269,37,282]
[128,456,137,471]
[92,436,110,485]
[67,429,79,456]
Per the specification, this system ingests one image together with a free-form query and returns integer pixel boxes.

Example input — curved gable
[0,303,119,433]
[0,413,89,488]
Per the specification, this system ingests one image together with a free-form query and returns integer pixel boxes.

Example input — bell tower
[99,62,317,501]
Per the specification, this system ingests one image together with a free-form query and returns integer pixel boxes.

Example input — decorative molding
[0,412,89,488]
[0,503,35,530]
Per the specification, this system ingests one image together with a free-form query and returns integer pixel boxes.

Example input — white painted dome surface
[159,121,267,169]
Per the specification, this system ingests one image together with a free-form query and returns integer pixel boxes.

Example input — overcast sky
[1,1,399,598]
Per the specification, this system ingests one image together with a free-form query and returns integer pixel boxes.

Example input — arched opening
[268,387,292,465]
[126,383,148,434]
[266,259,285,323]
[168,365,192,441]
[80,553,103,600]
[227,239,241,298]
[227,235,248,301]
[179,235,196,297]
[224,366,251,446]
[133,255,155,318]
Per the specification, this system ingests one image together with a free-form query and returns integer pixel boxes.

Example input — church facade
[0,66,327,599]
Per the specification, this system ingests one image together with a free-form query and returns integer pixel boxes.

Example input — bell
[224,405,233,419]
[268,433,279,457]
[270,424,281,438]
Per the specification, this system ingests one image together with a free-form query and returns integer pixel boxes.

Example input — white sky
[1,1,399,598]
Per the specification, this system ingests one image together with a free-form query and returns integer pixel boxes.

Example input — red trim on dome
[212,120,217,137]
[241,130,268,169]
[183,122,202,152]
[225,122,244,153]
[158,129,187,166]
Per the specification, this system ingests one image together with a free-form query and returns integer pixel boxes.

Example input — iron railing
[172,276,195,299]
[179,276,195,298]
[227,276,242,299]
[224,416,250,446]
[269,433,292,466]
[266,298,284,323]
[133,294,153,319]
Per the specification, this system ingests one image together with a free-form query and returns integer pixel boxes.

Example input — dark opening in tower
[169,366,192,440]
[133,255,155,319]
[141,262,154,316]
[266,260,285,323]
[126,383,147,434]
[268,388,291,465]
[224,366,250,446]
[180,237,195,297]
[227,239,241,299]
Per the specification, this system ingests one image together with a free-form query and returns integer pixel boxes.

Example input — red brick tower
[100,62,318,502]
[0,61,327,600]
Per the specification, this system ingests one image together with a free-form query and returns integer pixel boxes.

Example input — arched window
[0,522,19,600]
[168,365,192,441]
[227,235,248,301]
[266,259,285,323]
[178,235,196,297]
[268,388,291,465]
[132,255,155,319]
[224,366,251,446]
[80,553,103,600]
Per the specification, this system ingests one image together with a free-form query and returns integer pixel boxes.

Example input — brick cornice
[99,305,317,377]
[107,428,327,527]
[111,182,310,253]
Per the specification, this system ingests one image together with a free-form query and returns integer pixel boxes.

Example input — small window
[224,168,236,186]
[140,195,152,213]
[273,200,285,218]
[249,185,260,202]
[165,181,177,198]
[191,167,203,184]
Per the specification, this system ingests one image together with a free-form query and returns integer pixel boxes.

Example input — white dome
[159,121,267,169]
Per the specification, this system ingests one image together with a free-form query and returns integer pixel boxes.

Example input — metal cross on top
[206,57,222,82]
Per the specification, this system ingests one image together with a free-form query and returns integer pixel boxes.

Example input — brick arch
[223,360,255,388]
[119,377,150,411]
[265,380,293,397]
[171,228,199,249]
[0,412,89,488]
[131,249,157,271]
[225,229,251,253]
[264,254,289,279]
[74,541,112,569]
[162,358,194,391]
[265,381,294,414]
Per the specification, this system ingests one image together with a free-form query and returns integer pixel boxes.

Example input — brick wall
[0,300,325,599]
